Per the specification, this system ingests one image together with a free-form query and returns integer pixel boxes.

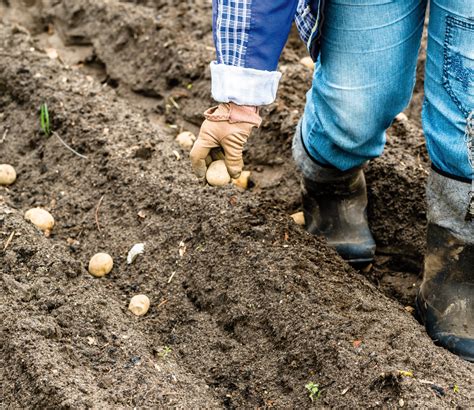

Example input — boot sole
[347,258,374,270]
[415,293,474,363]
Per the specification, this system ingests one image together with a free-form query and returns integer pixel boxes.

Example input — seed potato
[300,56,315,70]
[176,131,196,151]
[291,211,305,226]
[0,164,17,185]
[88,253,114,277]
[232,170,251,190]
[25,208,55,234]
[129,294,150,316]
[206,160,231,186]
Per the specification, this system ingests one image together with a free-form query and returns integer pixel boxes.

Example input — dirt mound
[36,0,431,287]
[1,2,473,408]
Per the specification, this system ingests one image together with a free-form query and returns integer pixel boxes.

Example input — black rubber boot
[292,122,376,265]
[416,170,474,362]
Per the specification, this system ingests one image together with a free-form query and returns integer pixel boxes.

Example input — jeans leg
[423,0,474,182]
[302,0,427,171]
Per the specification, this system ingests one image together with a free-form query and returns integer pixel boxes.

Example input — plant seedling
[38,103,88,159]
[158,346,172,359]
[305,382,321,402]
[40,103,51,136]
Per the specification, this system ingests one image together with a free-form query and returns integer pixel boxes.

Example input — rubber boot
[292,122,376,265]
[416,170,474,362]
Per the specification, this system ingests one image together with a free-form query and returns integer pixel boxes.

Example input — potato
[300,56,315,70]
[129,294,150,316]
[291,211,305,226]
[25,208,55,234]
[395,112,408,122]
[176,131,196,151]
[232,170,251,190]
[206,160,231,186]
[0,164,17,185]
[88,253,114,277]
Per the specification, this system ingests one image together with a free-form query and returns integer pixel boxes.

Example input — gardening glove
[190,103,262,181]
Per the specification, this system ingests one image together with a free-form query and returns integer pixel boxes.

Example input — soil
[1,1,472,408]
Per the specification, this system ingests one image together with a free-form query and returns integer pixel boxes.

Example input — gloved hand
[190,103,262,181]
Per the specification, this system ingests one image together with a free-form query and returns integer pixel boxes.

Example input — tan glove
[190,103,262,181]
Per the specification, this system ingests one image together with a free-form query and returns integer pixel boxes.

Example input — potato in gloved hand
[190,103,261,182]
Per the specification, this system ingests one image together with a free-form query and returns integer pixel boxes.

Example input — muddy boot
[416,170,474,362]
[292,122,376,265]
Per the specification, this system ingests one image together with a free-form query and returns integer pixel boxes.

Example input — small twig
[3,231,15,251]
[52,131,88,159]
[167,271,176,283]
[415,141,426,149]
[156,299,168,309]
[0,129,8,144]
[95,195,105,234]
[169,96,180,110]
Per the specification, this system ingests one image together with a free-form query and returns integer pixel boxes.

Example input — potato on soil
[176,131,196,151]
[232,170,251,190]
[291,211,305,226]
[0,164,17,185]
[129,294,150,316]
[300,56,315,70]
[24,208,55,233]
[206,160,231,186]
[88,253,114,277]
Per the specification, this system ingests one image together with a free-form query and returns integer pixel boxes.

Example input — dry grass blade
[3,231,15,251]
[52,131,88,159]
[95,195,105,234]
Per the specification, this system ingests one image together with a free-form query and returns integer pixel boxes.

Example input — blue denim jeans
[302,0,474,182]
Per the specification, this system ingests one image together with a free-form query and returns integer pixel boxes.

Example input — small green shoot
[40,103,51,136]
[158,346,172,359]
[38,103,88,160]
[305,382,321,402]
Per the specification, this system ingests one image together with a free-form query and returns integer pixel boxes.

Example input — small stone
[404,306,415,314]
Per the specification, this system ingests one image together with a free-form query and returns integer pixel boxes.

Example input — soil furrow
[1,5,473,409]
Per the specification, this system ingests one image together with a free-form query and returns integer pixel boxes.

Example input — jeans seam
[442,16,474,119]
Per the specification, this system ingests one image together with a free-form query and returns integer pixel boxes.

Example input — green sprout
[158,346,172,358]
[305,382,321,402]
[38,103,88,160]
[40,103,50,136]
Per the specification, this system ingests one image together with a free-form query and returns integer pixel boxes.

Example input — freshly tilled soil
[1,1,473,408]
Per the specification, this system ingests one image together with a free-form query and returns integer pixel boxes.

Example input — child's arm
[211,0,299,106]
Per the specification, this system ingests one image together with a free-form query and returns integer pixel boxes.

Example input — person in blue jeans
[190,1,474,361]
